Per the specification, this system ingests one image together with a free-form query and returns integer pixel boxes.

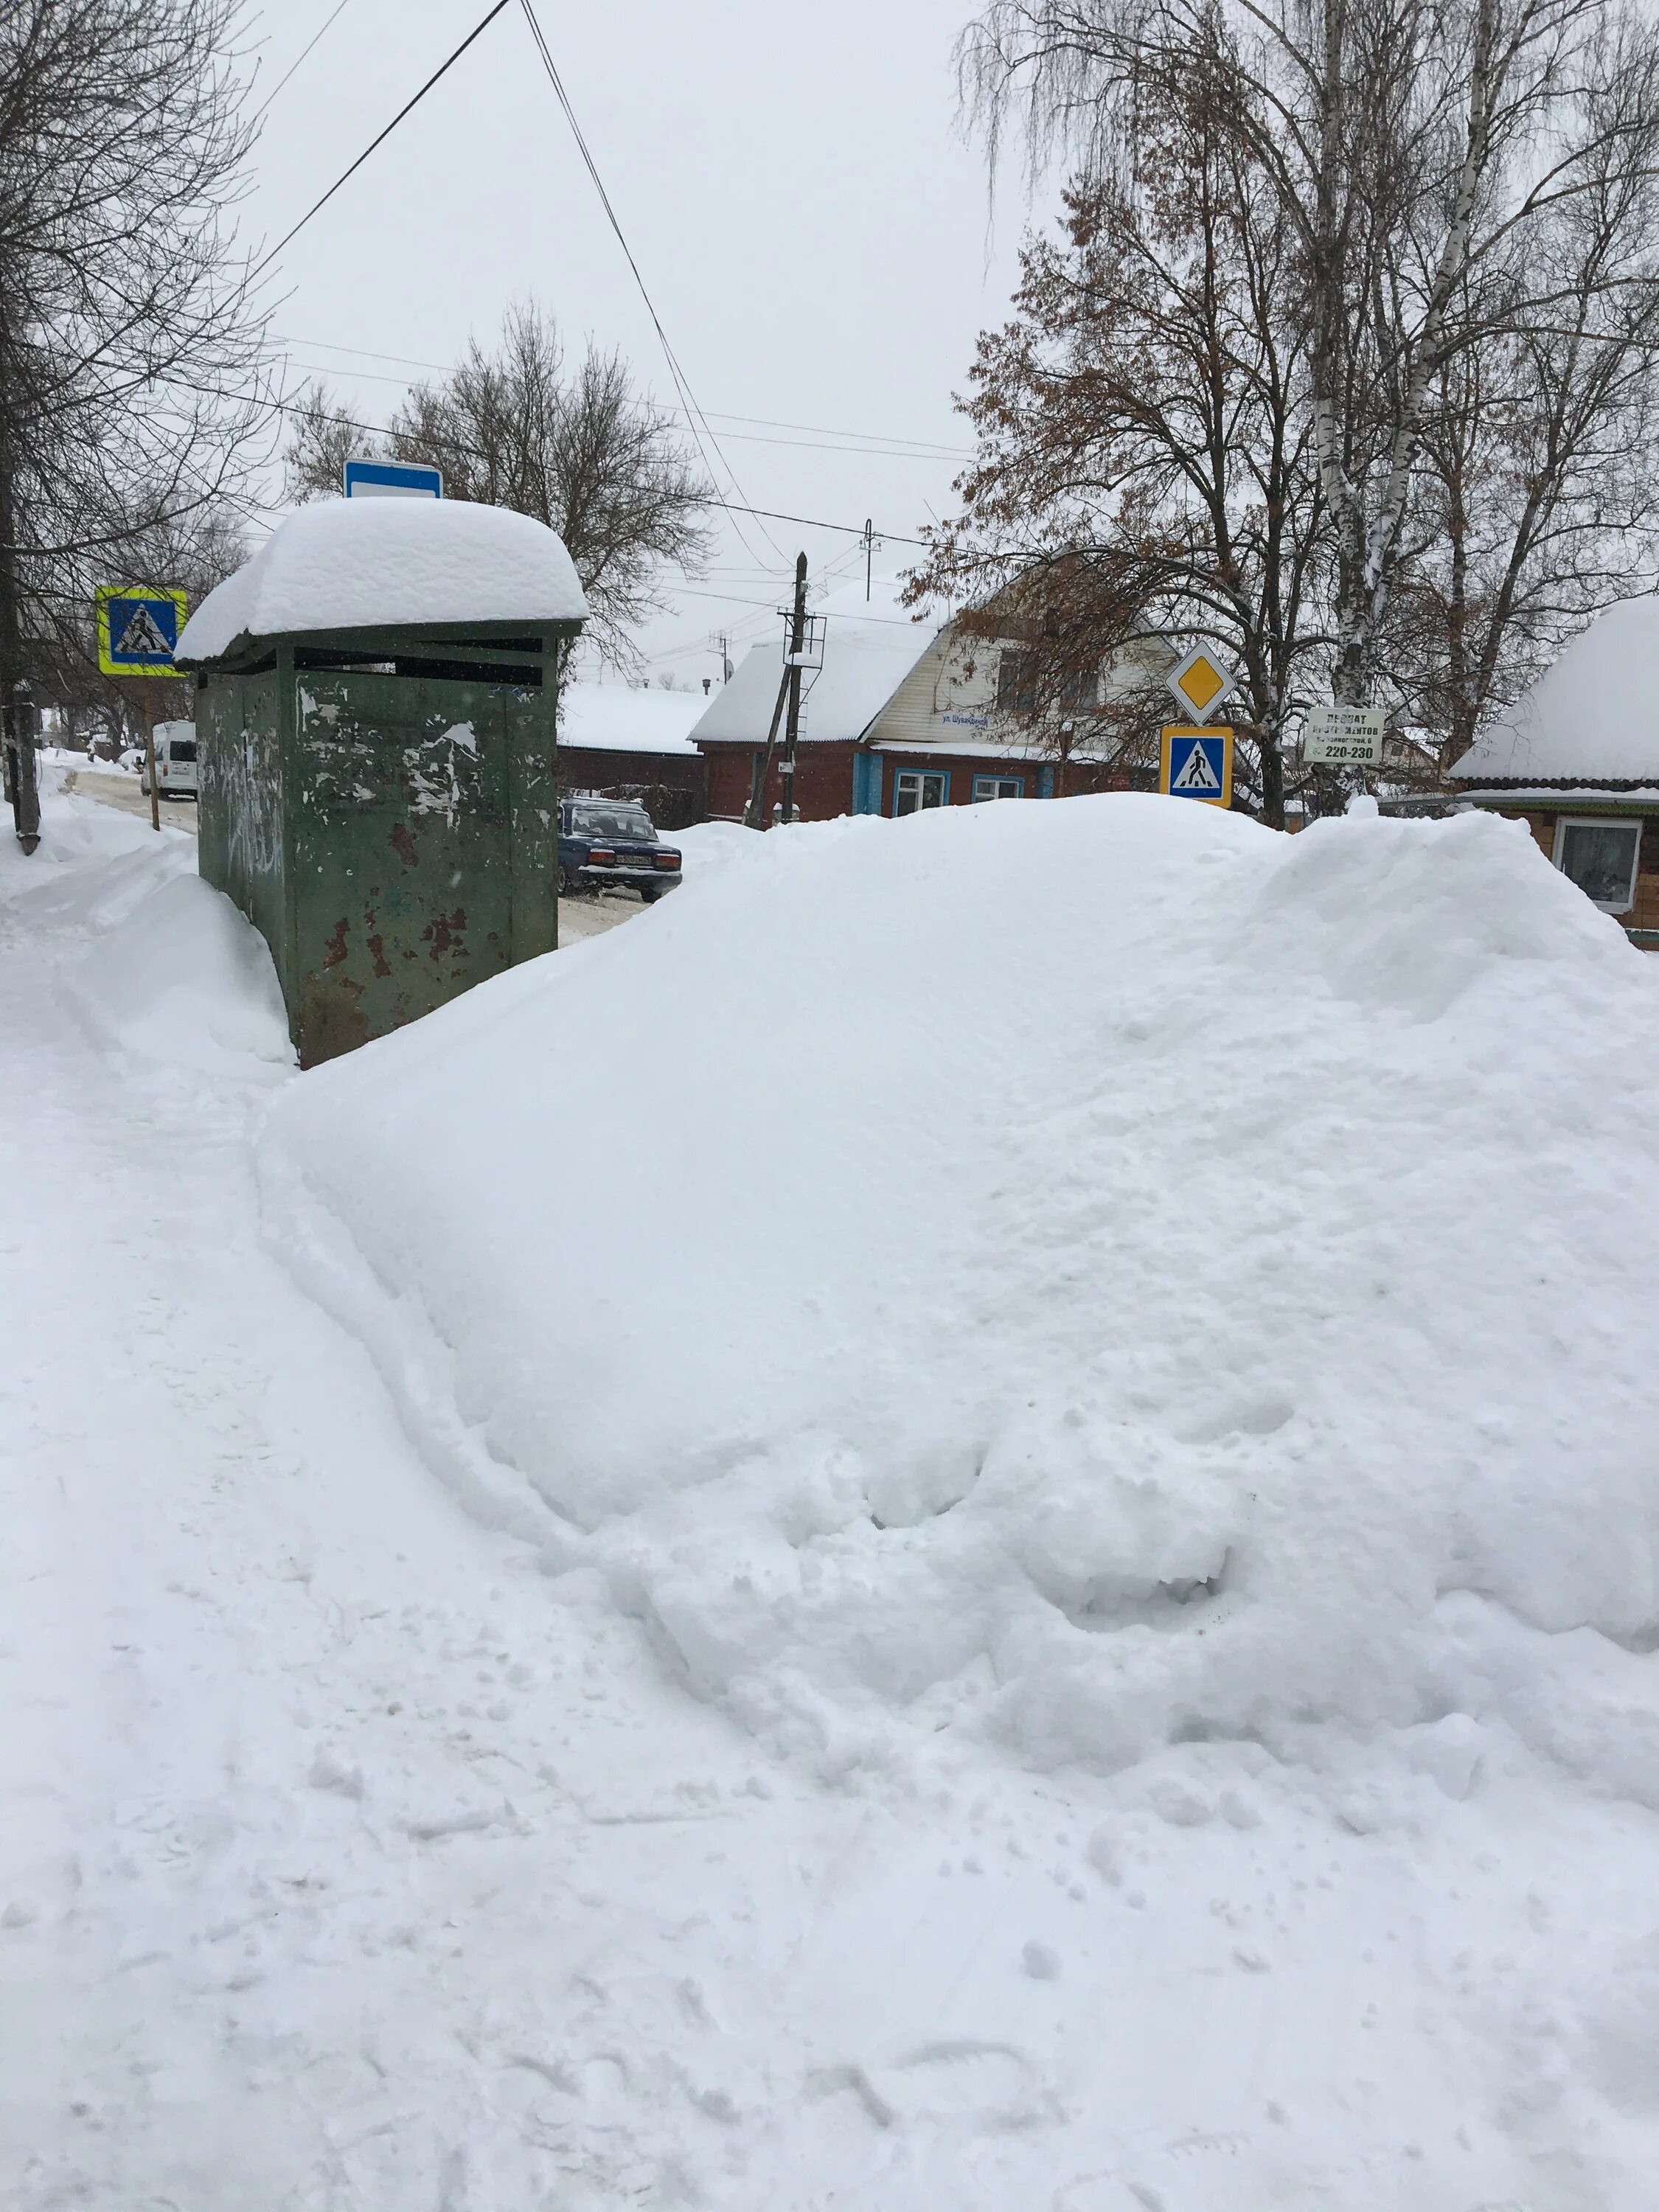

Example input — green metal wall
[198,669,287,1001]
[287,667,555,1062]
[194,623,568,1067]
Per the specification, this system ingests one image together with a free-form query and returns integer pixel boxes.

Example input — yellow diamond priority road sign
[1165,643,1237,724]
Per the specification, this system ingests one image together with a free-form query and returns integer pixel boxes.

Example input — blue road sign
[96,585,187,676]
[1161,724,1234,807]
[344,457,442,499]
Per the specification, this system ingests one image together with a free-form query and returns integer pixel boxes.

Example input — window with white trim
[1553,817,1641,914]
[972,775,1025,801]
[894,770,947,815]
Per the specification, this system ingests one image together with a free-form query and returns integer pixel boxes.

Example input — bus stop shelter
[175,498,588,1066]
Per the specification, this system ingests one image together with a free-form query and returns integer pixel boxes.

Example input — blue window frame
[972,774,1026,801]
[893,768,950,815]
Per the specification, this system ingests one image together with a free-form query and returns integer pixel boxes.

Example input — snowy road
[59,762,641,946]
[62,767,198,832]
[7,783,1659,2211]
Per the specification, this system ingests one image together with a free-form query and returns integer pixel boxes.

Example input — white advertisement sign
[1304,705,1385,765]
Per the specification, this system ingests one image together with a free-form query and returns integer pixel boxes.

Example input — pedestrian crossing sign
[96,585,188,678]
[1161,724,1233,807]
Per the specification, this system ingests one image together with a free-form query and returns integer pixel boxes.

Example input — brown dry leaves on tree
[910,113,1325,824]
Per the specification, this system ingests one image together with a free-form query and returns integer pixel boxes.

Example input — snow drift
[260,797,1659,1804]
[17,777,1659,2211]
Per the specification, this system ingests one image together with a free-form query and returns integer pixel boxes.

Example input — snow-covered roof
[176,499,588,662]
[558,682,705,757]
[690,579,939,748]
[1452,596,1659,784]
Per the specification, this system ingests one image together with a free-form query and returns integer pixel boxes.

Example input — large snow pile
[262,798,1659,1801]
[15,780,1659,2208]
[176,498,588,661]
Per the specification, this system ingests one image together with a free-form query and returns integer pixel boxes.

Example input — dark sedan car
[557,799,684,902]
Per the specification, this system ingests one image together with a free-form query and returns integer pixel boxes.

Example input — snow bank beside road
[261,795,1659,1806]
[68,872,290,1075]
[0,782,288,1074]
[13,779,1659,2208]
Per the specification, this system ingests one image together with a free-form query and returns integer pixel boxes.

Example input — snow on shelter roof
[175,498,589,664]
[689,580,940,748]
[1451,594,1659,785]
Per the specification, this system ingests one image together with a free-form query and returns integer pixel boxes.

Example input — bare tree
[0,0,274,846]
[908,114,1326,825]
[286,304,713,671]
[1393,79,1659,761]
[959,0,1659,711]
[281,383,356,507]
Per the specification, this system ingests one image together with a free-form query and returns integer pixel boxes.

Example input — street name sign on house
[95,585,188,678]
[344,457,443,498]
[1161,724,1234,806]
[1304,704,1385,765]
[1165,643,1238,723]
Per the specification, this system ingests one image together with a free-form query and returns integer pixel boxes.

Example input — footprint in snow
[821,2039,1048,2129]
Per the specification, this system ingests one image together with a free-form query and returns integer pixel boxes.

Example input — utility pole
[779,552,808,827]
[745,553,810,830]
[863,518,874,603]
[745,666,790,830]
[142,682,160,832]
[0,317,41,855]
[4,676,40,853]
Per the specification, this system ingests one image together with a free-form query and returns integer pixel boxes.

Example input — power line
[252,0,512,279]
[153,369,933,548]
[515,0,785,568]
[276,334,973,456]
[660,411,964,462]
[643,540,880,664]
[279,358,964,462]
[251,0,358,122]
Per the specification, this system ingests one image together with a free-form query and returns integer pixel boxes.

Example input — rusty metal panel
[287,669,546,1066]
[192,622,568,1067]
[507,674,559,962]
[198,669,287,997]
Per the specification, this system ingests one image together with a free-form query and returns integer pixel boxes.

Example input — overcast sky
[241,0,1036,686]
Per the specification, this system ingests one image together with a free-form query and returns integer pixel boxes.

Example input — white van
[142,720,198,800]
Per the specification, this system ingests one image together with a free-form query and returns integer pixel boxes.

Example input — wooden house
[1450,599,1659,946]
[690,582,1164,821]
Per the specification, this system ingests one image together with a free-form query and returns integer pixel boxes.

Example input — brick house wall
[558,744,707,832]
[1489,804,1659,936]
[700,741,858,822]
[700,738,1140,823]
